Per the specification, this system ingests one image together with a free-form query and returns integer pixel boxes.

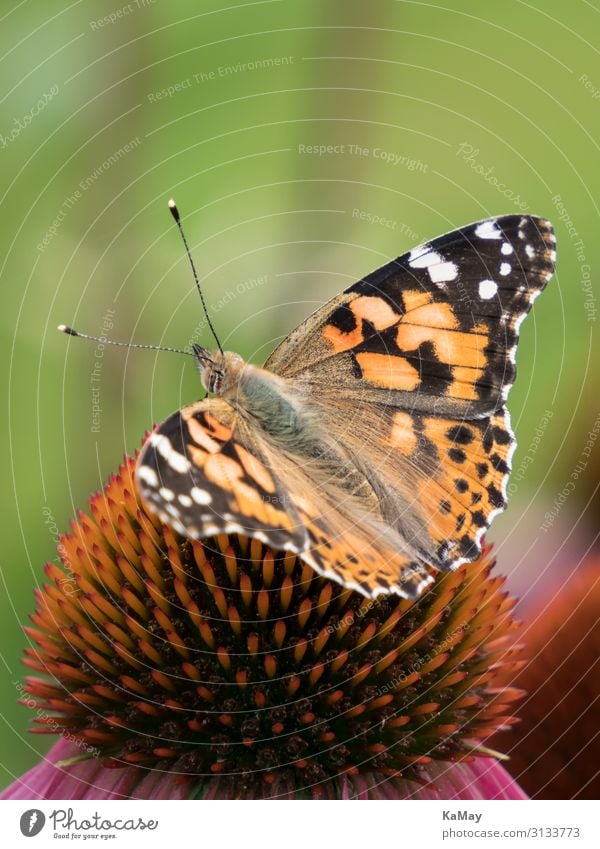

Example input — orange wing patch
[415,412,511,567]
[321,285,494,411]
[137,401,304,549]
[389,411,418,455]
[400,289,434,312]
[355,352,420,390]
[396,307,487,365]
[292,495,434,599]
[234,444,277,494]
[324,295,400,353]
[396,305,489,403]
[185,414,222,454]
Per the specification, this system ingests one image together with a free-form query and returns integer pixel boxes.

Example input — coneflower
[3,450,526,800]
[489,560,600,800]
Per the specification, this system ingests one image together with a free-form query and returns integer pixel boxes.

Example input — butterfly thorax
[197,348,378,504]
[198,348,325,450]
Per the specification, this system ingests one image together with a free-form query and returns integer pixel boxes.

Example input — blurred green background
[1,0,598,789]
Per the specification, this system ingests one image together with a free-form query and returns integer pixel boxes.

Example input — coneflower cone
[7,452,526,799]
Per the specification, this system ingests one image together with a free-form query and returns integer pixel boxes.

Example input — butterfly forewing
[266,215,555,418]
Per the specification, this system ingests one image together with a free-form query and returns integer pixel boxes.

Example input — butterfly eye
[208,369,223,395]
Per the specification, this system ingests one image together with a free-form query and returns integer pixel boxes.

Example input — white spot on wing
[475,220,502,240]
[191,486,212,505]
[159,487,175,502]
[501,242,513,255]
[408,246,440,268]
[478,279,498,299]
[428,261,458,284]
[525,244,535,259]
[137,465,159,488]
[499,262,511,276]
[149,433,191,474]
[178,494,192,507]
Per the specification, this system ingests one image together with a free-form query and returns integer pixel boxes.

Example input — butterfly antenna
[168,199,224,355]
[57,325,193,356]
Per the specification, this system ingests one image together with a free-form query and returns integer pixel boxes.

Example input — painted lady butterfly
[133,213,556,599]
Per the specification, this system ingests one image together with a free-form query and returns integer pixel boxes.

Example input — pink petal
[0,738,188,800]
[351,759,528,800]
[1,738,526,800]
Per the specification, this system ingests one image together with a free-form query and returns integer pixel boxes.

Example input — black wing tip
[478,215,556,285]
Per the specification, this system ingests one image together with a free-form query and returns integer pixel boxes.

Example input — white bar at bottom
[0,799,597,848]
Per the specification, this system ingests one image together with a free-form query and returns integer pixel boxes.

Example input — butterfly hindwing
[387,408,514,569]
[136,400,434,598]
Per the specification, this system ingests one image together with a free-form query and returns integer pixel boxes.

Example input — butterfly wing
[265,214,556,572]
[136,399,434,598]
[312,396,515,573]
[266,216,554,414]
[136,399,308,551]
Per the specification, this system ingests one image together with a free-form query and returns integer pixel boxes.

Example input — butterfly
[135,214,556,599]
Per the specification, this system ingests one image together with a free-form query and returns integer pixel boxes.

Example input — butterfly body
[136,215,556,599]
[199,352,319,450]
[190,349,393,545]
